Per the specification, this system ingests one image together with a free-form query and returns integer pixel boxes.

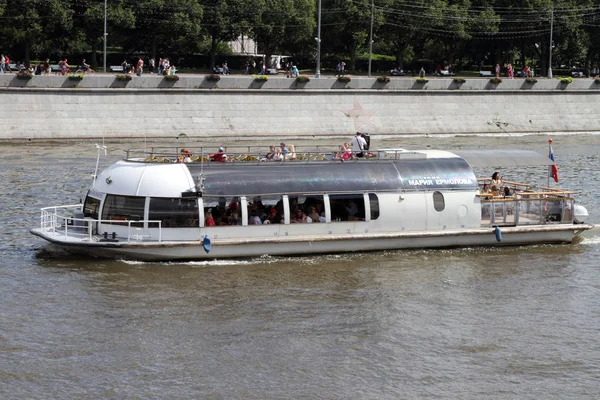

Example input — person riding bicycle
[80,59,90,72]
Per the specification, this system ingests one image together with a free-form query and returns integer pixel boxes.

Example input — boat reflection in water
[30,146,593,261]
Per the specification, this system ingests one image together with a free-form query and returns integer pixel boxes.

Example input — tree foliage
[0,0,599,75]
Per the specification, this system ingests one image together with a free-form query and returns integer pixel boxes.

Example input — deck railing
[40,205,163,243]
[123,146,422,164]
[479,194,574,226]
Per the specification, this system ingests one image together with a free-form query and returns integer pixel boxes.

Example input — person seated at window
[308,207,321,223]
[335,144,353,161]
[269,208,282,224]
[228,212,240,225]
[491,171,503,192]
[249,211,262,225]
[228,197,239,213]
[345,200,359,221]
[205,211,216,226]
[210,147,227,162]
[292,209,308,223]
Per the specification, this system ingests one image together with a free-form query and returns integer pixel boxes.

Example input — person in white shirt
[351,131,367,158]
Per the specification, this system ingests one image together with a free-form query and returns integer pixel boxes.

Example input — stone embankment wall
[1,74,599,141]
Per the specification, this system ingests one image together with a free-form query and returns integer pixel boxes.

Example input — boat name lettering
[407,178,474,186]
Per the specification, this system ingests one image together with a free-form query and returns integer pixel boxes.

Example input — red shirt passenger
[210,147,227,162]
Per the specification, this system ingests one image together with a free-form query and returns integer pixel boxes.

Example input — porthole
[433,191,445,212]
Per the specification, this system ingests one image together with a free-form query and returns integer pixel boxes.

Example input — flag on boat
[549,143,559,183]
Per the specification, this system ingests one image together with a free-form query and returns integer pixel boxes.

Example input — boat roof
[93,152,478,198]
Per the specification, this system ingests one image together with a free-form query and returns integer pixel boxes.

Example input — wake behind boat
[30,144,593,261]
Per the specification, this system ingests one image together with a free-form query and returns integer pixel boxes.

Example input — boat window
[369,193,380,220]
[148,198,199,228]
[83,195,101,220]
[203,196,246,226]
[101,195,145,226]
[329,194,365,222]
[433,191,445,212]
[246,195,284,225]
[289,195,326,223]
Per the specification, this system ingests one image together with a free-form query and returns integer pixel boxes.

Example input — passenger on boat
[205,212,216,226]
[351,131,367,158]
[269,208,283,224]
[264,145,277,161]
[491,171,503,192]
[285,144,297,160]
[277,143,289,161]
[249,211,262,225]
[335,144,353,161]
[503,186,513,198]
[308,207,321,223]
[181,148,192,163]
[345,201,360,220]
[228,212,240,225]
[292,209,308,223]
[210,147,227,162]
[481,183,493,199]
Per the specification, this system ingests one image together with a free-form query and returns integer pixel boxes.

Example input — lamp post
[103,0,107,73]
[548,7,553,79]
[367,0,374,77]
[316,0,321,78]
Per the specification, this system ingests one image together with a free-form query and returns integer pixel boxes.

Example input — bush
[559,76,572,84]
[525,77,537,84]
[296,75,310,82]
[115,74,132,81]
[376,76,390,83]
[595,78,600,84]
[16,71,33,79]
[164,75,179,81]
[415,77,428,83]
[253,75,268,81]
[206,74,221,81]
[68,74,84,80]
[489,77,502,84]
[453,77,466,83]
[337,75,352,82]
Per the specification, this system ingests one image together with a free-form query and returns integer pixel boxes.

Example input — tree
[73,0,135,69]
[201,0,263,69]
[123,0,203,63]
[251,0,315,67]
[0,0,73,65]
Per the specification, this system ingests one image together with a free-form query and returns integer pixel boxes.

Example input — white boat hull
[31,224,592,261]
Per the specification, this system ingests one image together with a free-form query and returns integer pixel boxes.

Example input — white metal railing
[39,205,163,243]
[480,196,574,226]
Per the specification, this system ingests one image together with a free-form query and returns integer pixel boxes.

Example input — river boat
[31,146,593,261]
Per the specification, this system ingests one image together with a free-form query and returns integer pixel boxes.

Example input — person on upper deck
[335,144,353,161]
[210,147,227,162]
[285,144,297,160]
[491,171,503,192]
[351,131,367,158]
[265,145,277,160]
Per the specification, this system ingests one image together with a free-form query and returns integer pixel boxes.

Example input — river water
[1,134,599,399]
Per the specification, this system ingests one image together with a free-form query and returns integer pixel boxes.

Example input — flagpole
[548,138,552,187]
